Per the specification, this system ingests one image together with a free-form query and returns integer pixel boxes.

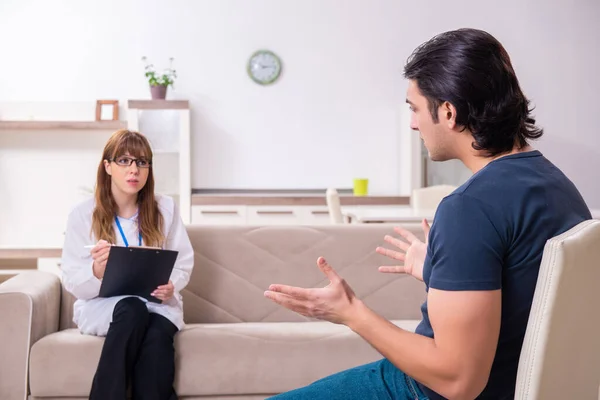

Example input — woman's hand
[91,240,111,279]
[152,280,175,302]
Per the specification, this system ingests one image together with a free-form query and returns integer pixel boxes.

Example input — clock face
[247,50,282,85]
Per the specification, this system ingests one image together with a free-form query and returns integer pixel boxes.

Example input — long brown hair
[92,129,164,247]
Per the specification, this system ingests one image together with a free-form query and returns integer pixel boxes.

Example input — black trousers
[89,297,178,400]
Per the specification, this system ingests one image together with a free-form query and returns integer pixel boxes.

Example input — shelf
[128,100,189,110]
[0,120,127,130]
[191,193,410,206]
[0,248,62,259]
[0,269,30,275]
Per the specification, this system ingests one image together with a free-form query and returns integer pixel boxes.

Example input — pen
[83,244,114,249]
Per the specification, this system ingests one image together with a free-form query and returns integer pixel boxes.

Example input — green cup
[353,178,369,196]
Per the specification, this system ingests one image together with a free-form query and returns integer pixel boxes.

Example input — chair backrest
[515,219,600,399]
[326,188,344,224]
[411,184,457,212]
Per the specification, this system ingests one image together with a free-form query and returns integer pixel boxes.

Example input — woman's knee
[113,297,149,325]
[144,313,178,343]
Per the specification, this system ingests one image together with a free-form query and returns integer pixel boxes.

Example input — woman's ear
[103,159,112,176]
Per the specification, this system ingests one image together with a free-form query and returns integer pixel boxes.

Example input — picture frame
[95,100,119,121]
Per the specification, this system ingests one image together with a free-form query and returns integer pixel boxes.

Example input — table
[344,206,435,224]
[345,207,600,224]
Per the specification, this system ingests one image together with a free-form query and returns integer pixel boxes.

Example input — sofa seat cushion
[29,320,420,397]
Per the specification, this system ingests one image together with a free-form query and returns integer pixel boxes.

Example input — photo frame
[95,100,119,121]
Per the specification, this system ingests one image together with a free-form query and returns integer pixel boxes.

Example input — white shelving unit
[190,205,332,226]
[127,100,191,224]
[397,104,423,196]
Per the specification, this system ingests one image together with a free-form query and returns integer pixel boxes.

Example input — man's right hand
[91,240,111,279]
[375,219,430,282]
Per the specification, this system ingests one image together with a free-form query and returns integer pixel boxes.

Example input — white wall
[0,0,411,195]
[0,0,598,246]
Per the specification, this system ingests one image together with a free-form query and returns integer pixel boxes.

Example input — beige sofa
[0,225,426,400]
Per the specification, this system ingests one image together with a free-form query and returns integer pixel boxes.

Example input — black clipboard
[99,246,179,303]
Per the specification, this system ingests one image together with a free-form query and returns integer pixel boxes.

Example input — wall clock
[247,50,282,85]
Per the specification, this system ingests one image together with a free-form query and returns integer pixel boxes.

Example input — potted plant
[141,56,177,100]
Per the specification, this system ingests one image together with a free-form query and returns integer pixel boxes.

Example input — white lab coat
[61,194,194,336]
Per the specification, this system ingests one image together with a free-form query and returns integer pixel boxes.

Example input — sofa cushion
[30,320,420,397]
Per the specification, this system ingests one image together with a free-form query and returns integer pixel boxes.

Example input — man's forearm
[346,301,465,399]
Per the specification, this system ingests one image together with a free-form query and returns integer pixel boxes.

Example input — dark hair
[403,28,543,156]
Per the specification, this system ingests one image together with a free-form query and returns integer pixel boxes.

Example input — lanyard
[115,216,142,247]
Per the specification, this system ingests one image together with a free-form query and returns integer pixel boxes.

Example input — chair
[325,188,344,224]
[411,184,457,212]
[515,219,600,399]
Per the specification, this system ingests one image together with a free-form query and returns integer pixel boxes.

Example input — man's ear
[441,101,457,130]
[103,159,112,176]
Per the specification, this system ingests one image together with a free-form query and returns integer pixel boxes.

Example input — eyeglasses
[110,156,152,168]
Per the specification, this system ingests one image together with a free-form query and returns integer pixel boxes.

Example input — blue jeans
[268,359,429,400]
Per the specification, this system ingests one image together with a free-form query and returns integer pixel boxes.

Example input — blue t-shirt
[415,150,591,400]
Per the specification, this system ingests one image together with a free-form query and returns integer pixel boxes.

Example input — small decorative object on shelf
[95,100,119,121]
[142,56,177,100]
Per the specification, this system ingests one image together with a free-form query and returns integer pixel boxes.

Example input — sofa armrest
[0,271,61,400]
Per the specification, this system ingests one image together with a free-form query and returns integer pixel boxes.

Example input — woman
[61,129,194,400]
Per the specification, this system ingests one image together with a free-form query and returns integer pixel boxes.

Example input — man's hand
[152,280,175,302]
[264,257,360,325]
[91,240,111,279]
[375,219,430,282]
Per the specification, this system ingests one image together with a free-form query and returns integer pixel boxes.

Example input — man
[264,28,591,400]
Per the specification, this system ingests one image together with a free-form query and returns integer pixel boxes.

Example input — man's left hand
[264,257,360,325]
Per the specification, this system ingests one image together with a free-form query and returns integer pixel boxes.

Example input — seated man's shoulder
[436,190,492,216]
[433,189,505,238]
[438,168,522,216]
